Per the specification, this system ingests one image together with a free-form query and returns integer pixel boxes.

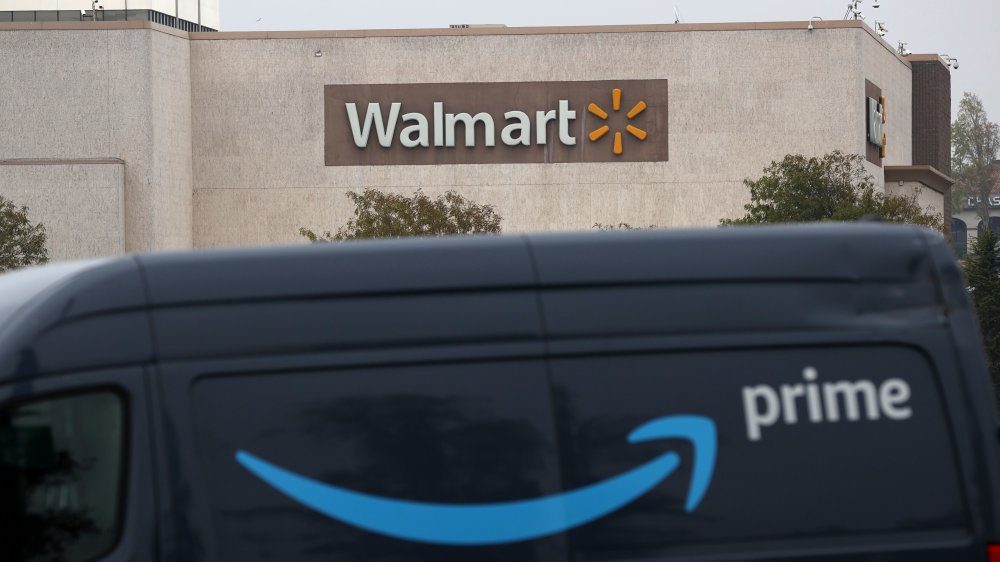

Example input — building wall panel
[0,162,125,260]
[190,27,902,246]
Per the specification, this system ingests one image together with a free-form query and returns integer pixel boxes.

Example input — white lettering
[879,379,913,420]
[347,101,588,149]
[823,380,880,422]
[803,366,823,422]
[536,109,557,145]
[501,111,532,146]
[867,97,884,147]
[400,112,429,148]
[779,384,805,424]
[445,112,495,148]
[434,102,444,147]
[345,102,401,148]
[558,99,577,146]
[743,386,780,441]
[742,367,913,441]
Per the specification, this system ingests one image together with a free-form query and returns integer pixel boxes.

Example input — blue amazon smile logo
[236,414,717,545]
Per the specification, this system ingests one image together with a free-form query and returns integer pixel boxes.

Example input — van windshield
[0,260,109,334]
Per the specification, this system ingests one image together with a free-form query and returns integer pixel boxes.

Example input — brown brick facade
[910,59,952,237]
[911,60,951,175]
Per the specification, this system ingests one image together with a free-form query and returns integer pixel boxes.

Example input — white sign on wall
[867,97,884,148]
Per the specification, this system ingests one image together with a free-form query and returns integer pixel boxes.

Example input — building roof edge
[885,165,956,195]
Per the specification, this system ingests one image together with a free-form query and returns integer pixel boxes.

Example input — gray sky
[219,0,999,123]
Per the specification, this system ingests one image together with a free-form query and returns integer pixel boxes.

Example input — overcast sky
[219,0,999,123]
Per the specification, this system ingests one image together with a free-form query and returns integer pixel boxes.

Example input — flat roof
[0,19,923,67]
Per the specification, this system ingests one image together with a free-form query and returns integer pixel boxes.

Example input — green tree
[0,195,48,273]
[963,227,1000,398]
[721,151,943,231]
[952,92,1000,224]
[300,188,502,242]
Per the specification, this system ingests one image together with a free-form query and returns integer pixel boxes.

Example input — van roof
[0,222,946,316]
[0,223,956,380]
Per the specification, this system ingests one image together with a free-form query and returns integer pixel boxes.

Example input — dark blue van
[1,223,999,562]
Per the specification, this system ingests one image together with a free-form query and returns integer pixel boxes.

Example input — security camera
[80,9,86,15]
[872,1,880,7]
[952,60,959,69]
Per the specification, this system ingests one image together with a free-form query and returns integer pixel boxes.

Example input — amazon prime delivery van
[1,223,1000,562]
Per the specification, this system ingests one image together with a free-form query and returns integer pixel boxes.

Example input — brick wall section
[910,59,951,237]
[911,60,951,173]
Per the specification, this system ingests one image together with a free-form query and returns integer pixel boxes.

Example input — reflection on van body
[0,393,123,562]
[0,223,997,562]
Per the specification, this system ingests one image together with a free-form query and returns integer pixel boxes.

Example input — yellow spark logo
[587,88,648,155]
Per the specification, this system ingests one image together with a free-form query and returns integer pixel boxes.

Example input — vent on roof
[449,24,507,28]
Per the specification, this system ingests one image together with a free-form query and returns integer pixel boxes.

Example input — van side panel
[187,360,563,562]
[550,346,969,559]
[147,283,557,561]
[922,229,1000,541]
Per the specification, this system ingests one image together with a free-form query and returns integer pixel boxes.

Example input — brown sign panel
[324,80,668,166]
[865,79,883,166]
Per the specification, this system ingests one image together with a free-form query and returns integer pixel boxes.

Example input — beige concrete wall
[0,28,193,258]
[885,181,945,224]
[0,24,916,257]
[150,30,194,251]
[0,29,153,255]
[915,185,944,220]
[0,162,125,260]
[190,26,903,248]
[859,31,913,186]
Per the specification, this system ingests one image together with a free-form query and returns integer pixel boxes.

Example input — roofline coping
[0,158,126,166]
[0,19,911,68]
[0,20,188,38]
[0,19,866,36]
[884,165,956,195]
[907,53,951,70]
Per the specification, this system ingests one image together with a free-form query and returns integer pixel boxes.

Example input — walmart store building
[0,16,956,261]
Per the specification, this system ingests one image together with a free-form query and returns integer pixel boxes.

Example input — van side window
[0,391,124,562]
